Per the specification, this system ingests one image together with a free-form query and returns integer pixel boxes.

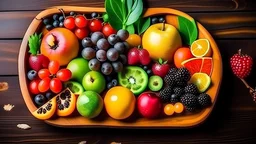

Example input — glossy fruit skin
[137,92,162,119]
[32,96,57,120]
[142,23,182,62]
[102,23,117,37]
[64,17,76,30]
[56,69,72,82]
[40,28,79,66]
[126,34,141,48]
[152,62,170,78]
[67,58,90,83]
[75,15,88,28]
[50,78,62,93]
[127,48,151,65]
[89,19,103,32]
[164,104,175,116]
[230,49,253,79]
[29,79,40,94]
[74,28,89,40]
[104,86,136,120]
[48,60,60,74]
[29,54,49,72]
[139,49,151,65]
[82,71,106,94]
[38,77,51,93]
[174,47,194,68]
[174,102,184,113]
[38,69,51,79]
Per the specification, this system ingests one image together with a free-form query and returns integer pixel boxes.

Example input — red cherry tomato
[48,60,60,74]
[64,16,76,30]
[75,15,88,28]
[102,23,117,37]
[38,69,51,79]
[29,79,40,94]
[89,19,103,32]
[74,28,89,40]
[38,77,51,93]
[50,78,63,94]
[56,69,72,82]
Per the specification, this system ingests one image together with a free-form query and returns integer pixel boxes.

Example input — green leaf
[126,0,133,13]
[177,16,198,45]
[138,17,150,35]
[126,24,135,34]
[158,58,163,64]
[105,0,124,30]
[125,0,143,25]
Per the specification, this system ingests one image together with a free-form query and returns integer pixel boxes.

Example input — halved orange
[190,39,212,57]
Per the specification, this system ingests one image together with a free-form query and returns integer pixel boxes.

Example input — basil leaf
[127,0,133,13]
[125,0,143,25]
[126,24,135,34]
[139,17,150,35]
[105,0,123,30]
[177,16,198,45]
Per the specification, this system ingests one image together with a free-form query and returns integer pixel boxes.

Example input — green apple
[82,71,106,94]
[76,91,103,118]
[142,23,182,62]
[67,58,90,83]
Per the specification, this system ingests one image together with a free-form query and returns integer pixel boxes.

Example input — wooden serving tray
[18,6,222,128]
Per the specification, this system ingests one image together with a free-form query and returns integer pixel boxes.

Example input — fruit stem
[58,8,66,19]
[161,20,166,31]
[240,78,254,91]
[238,49,242,55]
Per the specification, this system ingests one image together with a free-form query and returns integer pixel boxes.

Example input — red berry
[89,19,103,32]
[38,77,51,93]
[230,49,253,79]
[48,60,60,74]
[29,79,40,94]
[127,48,140,65]
[139,49,151,65]
[102,23,117,37]
[64,17,76,30]
[56,69,72,82]
[75,15,88,28]
[50,78,62,94]
[74,28,89,40]
[38,69,51,79]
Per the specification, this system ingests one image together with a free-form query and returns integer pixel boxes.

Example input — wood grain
[0,11,255,39]
[0,0,255,12]
[0,76,256,143]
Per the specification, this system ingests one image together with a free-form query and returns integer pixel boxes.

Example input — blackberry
[185,106,196,112]
[168,67,178,75]
[198,93,211,107]
[173,87,184,97]
[184,83,198,95]
[159,86,172,103]
[164,73,176,87]
[180,93,198,108]
[170,93,179,103]
[175,68,190,87]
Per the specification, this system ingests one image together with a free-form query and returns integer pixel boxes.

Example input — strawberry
[127,48,140,65]
[230,49,253,79]
[28,33,49,71]
[139,49,151,65]
[152,58,170,78]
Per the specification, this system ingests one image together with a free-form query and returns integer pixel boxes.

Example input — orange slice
[190,39,212,57]
[189,73,211,93]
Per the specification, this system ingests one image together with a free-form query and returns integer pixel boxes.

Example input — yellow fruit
[164,104,175,116]
[142,23,182,62]
[174,102,184,114]
[126,34,142,48]
[190,39,212,58]
[190,73,211,93]
[32,96,57,120]
[104,86,136,120]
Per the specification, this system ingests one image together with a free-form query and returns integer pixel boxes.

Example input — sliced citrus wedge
[189,72,211,93]
[190,39,212,57]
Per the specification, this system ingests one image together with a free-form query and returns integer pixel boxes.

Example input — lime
[118,66,148,95]
[189,73,211,93]
[64,81,84,95]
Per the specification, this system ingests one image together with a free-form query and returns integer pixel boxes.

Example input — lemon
[189,73,211,93]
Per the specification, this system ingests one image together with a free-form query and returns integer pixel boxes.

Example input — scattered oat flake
[78,141,87,144]
[111,142,121,144]
[3,104,14,111]
[17,124,31,130]
[0,82,8,91]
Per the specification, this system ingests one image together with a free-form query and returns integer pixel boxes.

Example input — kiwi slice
[148,75,163,92]
[64,81,84,95]
[118,66,148,95]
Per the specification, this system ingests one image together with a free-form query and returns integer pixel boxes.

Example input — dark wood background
[1,0,256,143]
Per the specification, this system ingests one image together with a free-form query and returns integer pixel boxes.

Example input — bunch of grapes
[81,29,129,76]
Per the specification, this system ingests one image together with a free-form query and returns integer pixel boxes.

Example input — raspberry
[230,49,253,79]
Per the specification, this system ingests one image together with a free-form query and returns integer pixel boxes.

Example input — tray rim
[18,6,223,128]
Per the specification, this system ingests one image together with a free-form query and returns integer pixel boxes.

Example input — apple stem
[59,8,66,19]
[161,20,166,31]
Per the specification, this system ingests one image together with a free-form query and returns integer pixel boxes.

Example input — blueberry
[143,65,148,71]
[114,42,125,54]
[105,75,113,83]
[53,14,59,21]
[117,29,129,41]
[101,62,113,75]
[53,20,60,27]
[34,94,46,106]
[96,49,107,62]
[147,69,153,76]
[91,32,104,45]
[159,17,165,23]
[108,34,119,45]
[46,24,53,30]
[46,92,54,100]
[81,47,96,60]
[43,18,51,25]
[59,16,64,22]
[27,70,37,80]
[119,54,127,65]
[112,61,123,72]
[88,58,101,71]
[70,11,75,16]
[107,82,113,89]
[81,37,93,47]
[111,79,118,86]
[107,48,119,62]
[59,22,64,27]
[151,17,159,24]
[91,12,99,18]
[97,38,110,50]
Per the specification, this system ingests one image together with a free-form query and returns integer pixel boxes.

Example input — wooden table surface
[1,0,256,143]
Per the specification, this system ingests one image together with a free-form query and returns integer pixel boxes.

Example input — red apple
[137,92,162,119]
[152,58,170,78]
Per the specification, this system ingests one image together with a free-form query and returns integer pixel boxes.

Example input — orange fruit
[189,72,211,93]
[126,34,141,48]
[174,102,184,114]
[174,47,194,68]
[32,96,57,120]
[164,104,175,116]
[104,86,136,120]
[190,39,212,57]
